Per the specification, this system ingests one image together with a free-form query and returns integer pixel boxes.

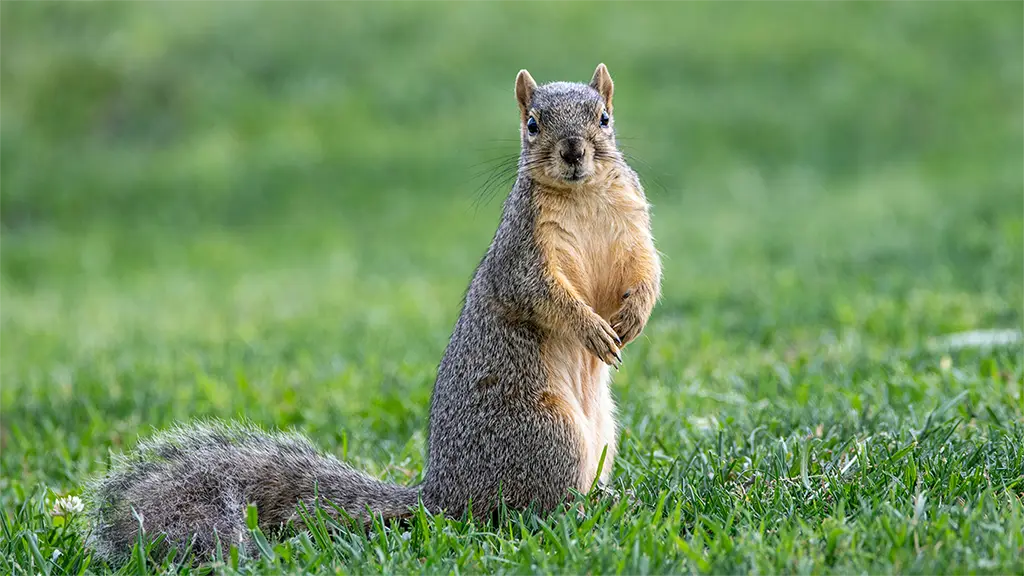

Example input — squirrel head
[515,64,619,188]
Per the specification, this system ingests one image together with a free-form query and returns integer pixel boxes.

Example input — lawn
[1,2,1022,575]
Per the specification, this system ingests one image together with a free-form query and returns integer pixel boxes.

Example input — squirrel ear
[515,69,537,119]
[590,63,614,112]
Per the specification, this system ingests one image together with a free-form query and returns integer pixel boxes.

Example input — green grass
[2,2,1022,574]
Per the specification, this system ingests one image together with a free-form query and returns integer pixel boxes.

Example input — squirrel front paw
[610,292,647,346]
[580,313,622,367]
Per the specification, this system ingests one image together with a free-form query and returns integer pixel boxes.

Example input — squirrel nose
[560,138,586,165]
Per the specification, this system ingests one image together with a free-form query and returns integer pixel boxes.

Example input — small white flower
[51,549,62,562]
[940,355,952,372]
[51,495,84,516]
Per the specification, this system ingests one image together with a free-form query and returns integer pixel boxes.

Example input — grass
[1,2,1022,574]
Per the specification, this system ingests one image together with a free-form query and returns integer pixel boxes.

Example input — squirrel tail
[85,420,419,562]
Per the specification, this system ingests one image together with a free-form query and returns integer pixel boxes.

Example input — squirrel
[85,63,661,562]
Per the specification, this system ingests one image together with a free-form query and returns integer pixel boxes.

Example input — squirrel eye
[527,116,539,135]
[600,110,610,127]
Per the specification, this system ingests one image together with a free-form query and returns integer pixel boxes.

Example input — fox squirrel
[86,63,661,562]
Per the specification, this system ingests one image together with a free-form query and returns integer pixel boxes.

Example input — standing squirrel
[86,63,661,562]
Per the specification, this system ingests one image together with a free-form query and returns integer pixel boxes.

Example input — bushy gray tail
[85,420,419,562]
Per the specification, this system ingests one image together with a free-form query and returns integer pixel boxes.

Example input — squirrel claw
[610,308,644,348]
[582,314,622,367]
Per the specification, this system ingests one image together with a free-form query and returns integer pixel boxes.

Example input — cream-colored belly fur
[537,170,652,490]
[542,337,617,490]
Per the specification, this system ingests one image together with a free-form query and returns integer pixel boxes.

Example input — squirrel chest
[535,173,652,316]
[534,172,654,490]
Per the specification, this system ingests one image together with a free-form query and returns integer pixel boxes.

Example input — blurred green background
[4,0,1022,482]
[4,0,1022,480]
[0,2,1022,573]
